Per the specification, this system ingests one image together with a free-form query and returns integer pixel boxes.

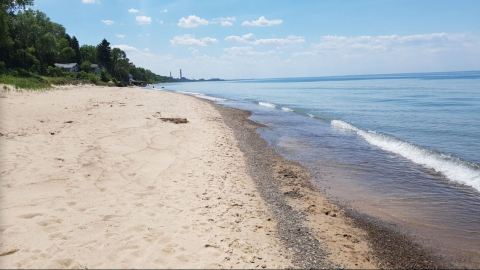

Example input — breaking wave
[258,101,276,108]
[177,91,226,102]
[331,120,480,192]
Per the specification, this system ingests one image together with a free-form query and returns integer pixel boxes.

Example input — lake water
[152,71,480,267]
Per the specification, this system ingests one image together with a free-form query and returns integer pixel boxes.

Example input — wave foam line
[258,101,276,108]
[177,91,226,102]
[331,120,480,192]
[281,107,294,112]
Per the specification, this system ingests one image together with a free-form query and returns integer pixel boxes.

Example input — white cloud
[242,16,282,27]
[223,46,277,57]
[311,33,477,53]
[81,0,95,4]
[188,47,200,55]
[115,32,480,80]
[113,44,140,53]
[225,33,305,46]
[254,36,305,46]
[225,33,254,43]
[128,8,139,13]
[212,17,236,27]
[136,16,152,25]
[178,15,209,28]
[101,19,114,26]
[116,34,126,39]
[170,35,217,46]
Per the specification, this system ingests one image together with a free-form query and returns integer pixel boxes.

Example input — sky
[34,0,480,79]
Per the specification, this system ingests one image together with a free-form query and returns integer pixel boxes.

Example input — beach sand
[0,85,292,268]
[0,85,438,268]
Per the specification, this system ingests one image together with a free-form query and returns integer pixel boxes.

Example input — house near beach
[54,63,79,72]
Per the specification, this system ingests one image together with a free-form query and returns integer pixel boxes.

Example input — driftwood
[159,117,188,124]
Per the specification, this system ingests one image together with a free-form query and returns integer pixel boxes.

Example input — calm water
[153,71,480,266]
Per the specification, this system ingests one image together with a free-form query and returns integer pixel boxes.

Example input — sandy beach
[0,85,440,268]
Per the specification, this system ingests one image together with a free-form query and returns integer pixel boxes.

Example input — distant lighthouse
[179,69,183,79]
[169,71,172,78]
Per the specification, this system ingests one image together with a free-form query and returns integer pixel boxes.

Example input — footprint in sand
[55,258,74,268]
[37,218,62,227]
[49,232,68,240]
[18,213,43,219]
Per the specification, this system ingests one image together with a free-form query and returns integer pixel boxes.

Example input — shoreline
[206,96,446,268]
[0,85,445,268]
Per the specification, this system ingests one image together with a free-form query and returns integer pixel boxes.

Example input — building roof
[54,63,78,68]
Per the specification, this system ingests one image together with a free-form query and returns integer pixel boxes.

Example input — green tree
[110,47,132,82]
[80,60,92,72]
[7,10,67,72]
[1,0,167,85]
[96,39,111,72]
[0,8,13,67]
[58,46,75,63]
[80,45,97,63]
[70,36,81,64]
[37,32,57,67]
[113,58,131,82]
[111,47,126,65]
[1,0,34,12]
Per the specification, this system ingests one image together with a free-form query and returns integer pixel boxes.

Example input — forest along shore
[0,85,440,268]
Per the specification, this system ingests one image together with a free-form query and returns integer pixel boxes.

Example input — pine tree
[96,39,112,73]
[70,36,81,64]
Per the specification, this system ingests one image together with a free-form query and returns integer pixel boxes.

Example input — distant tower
[179,69,183,79]
[169,71,172,78]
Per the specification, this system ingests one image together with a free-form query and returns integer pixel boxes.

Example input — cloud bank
[178,15,209,28]
[125,32,480,79]
[242,16,283,27]
[170,35,218,46]
[136,16,152,25]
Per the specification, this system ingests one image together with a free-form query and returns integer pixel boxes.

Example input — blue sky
[34,0,480,79]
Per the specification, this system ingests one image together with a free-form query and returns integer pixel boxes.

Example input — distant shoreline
[157,70,480,84]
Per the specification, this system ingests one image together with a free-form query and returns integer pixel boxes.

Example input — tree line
[0,0,171,85]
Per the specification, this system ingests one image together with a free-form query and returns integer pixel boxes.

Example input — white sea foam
[307,113,315,118]
[331,120,359,132]
[177,91,226,102]
[331,120,480,192]
[195,94,226,102]
[281,107,294,112]
[258,102,276,108]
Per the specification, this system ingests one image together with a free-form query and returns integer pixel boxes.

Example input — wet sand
[213,103,446,269]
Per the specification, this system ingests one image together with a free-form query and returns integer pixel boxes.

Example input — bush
[44,76,74,85]
[75,71,100,84]
[46,66,64,77]
[16,68,32,77]
[0,74,50,89]
[0,61,6,74]
[80,61,92,72]
[100,69,110,82]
